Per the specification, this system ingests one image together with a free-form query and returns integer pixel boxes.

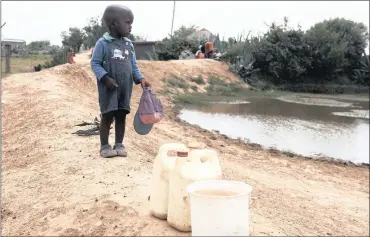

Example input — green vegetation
[160,75,282,106]
[25,41,60,55]
[219,17,369,93]
[3,16,143,74]
[152,17,369,94]
[152,25,199,61]
[206,76,246,96]
[48,15,369,95]
[190,85,198,92]
[190,75,206,85]
[8,13,367,97]
[154,37,198,61]
[42,47,70,69]
[82,17,107,49]
[165,76,190,89]
[1,55,51,77]
[61,27,85,53]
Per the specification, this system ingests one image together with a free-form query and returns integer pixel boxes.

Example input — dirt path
[2,52,369,236]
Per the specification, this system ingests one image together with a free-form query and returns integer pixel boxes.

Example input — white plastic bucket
[187,180,252,236]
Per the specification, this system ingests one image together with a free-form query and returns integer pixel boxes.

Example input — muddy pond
[179,94,369,164]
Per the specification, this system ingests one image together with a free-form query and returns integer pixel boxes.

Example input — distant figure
[204,42,217,59]
[90,4,151,158]
[195,45,205,59]
[67,49,75,64]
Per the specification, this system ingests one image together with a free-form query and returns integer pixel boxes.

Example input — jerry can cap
[177,151,189,157]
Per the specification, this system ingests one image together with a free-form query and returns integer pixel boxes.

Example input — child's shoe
[113,143,128,157]
[100,144,117,158]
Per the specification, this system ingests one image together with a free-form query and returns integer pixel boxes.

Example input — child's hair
[102,5,131,29]
[102,6,115,28]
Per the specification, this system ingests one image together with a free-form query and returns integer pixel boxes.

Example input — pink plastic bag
[133,88,164,135]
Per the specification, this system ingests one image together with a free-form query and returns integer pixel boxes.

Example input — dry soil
[1,52,369,236]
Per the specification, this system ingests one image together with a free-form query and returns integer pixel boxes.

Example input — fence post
[5,44,11,73]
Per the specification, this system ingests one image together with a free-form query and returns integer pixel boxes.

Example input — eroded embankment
[1,56,369,236]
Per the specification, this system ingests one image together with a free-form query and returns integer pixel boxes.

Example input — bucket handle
[188,149,219,165]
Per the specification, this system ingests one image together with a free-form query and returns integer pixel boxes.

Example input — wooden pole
[5,44,11,73]
[170,1,176,37]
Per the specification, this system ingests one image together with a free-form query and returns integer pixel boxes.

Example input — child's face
[113,11,134,38]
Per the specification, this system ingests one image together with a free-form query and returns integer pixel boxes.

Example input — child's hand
[102,75,118,89]
[140,78,151,89]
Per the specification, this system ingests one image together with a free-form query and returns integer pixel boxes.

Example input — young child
[91,5,151,158]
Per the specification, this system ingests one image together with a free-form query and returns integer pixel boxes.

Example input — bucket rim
[187,180,252,199]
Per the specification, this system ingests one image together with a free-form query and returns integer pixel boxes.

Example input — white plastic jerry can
[149,143,189,220]
[167,148,222,232]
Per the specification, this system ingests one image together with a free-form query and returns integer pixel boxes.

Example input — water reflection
[179,97,369,164]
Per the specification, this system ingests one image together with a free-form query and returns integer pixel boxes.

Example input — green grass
[160,74,291,106]
[165,76,190,89]
[206,76,246,96]
[1,55,51,77]
[190,75,206,85]
[191,85,198,92]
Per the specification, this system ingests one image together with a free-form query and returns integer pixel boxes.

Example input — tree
[83,17,107,49]
[251,18,311,84]
[305,18,369,81]
[153,25,199,61]
[352,54,370,85]
[61,27,86,52]
[172,25,198,39]
[223,16,369,90]
[27,41,51,51]
[326,18,368,64]
[154,37,198,60]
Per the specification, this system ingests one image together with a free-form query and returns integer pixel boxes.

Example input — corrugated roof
[1,38,26,43]
[132,41,157,45]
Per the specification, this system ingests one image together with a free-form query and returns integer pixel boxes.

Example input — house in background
[1,38,26,57]
[186,28,216,43]
[132,41,157,60]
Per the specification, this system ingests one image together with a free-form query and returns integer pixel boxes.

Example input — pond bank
[161,75,369,167]
[172,106,369,168]
[2,57,369,236]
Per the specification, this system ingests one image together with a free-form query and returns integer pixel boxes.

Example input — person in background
[204,42,217,59]
[195,45,205,59]
[67,48,75,64]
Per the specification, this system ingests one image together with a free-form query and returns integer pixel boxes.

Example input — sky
[1,1,370,48]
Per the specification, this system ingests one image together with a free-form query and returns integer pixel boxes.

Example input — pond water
[179,95,369,164]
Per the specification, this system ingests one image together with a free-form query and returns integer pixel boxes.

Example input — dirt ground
[1,51,369,236]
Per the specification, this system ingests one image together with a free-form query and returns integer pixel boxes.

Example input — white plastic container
[187,180,253,236]
[149,143,189,219]
[167,148,222,232]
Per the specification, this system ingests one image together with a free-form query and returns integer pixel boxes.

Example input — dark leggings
[100,110,127,146]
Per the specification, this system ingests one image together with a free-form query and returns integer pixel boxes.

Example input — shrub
[190,75,205,85]
[42,47,69,69]
[166,76,190,89]
[206,76,244,96]
[191,85,198,91]
[154,37,198,61]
